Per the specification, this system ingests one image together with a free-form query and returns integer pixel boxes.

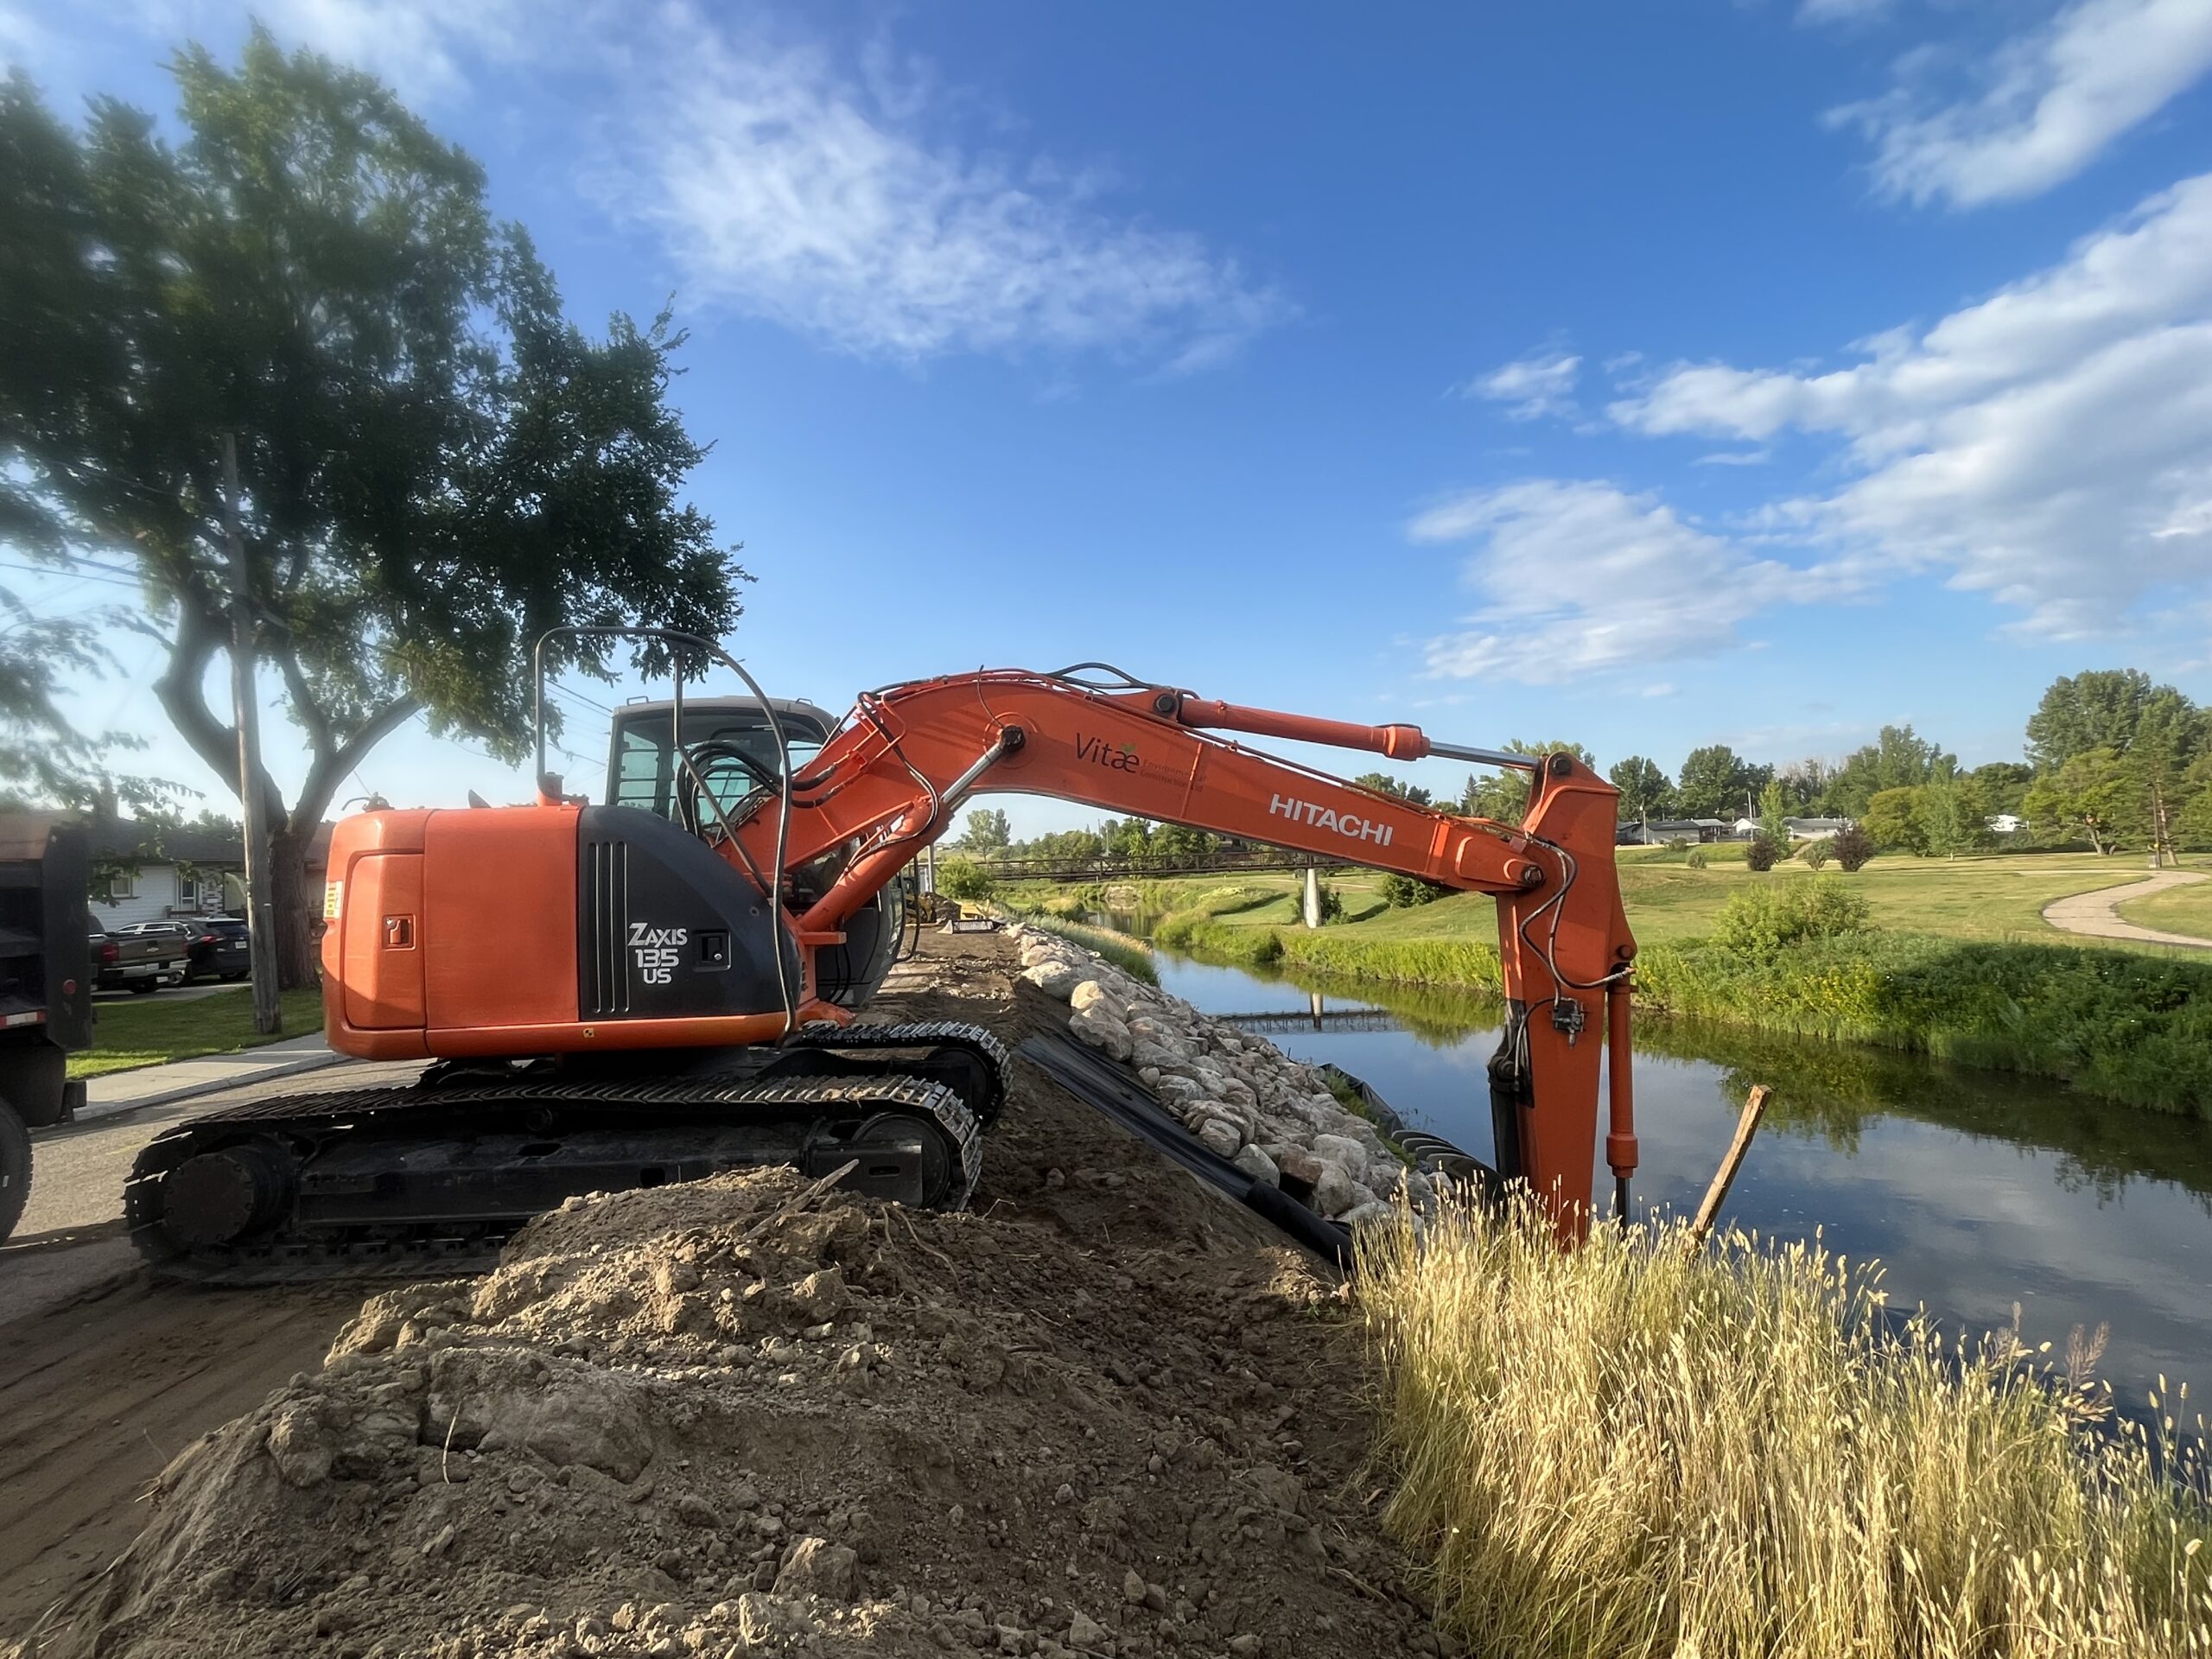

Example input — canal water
[1141,944,2212,1407]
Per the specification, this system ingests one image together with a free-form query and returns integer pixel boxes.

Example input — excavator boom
[124,653,1637,1278]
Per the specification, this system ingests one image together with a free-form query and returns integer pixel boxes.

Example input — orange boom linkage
[128,646,1637,1280]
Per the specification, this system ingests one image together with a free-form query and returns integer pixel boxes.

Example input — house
[1618,817,1732,845]
[1783,817,1850,840]
[86,818,334,929]
[1986,813,2025,835]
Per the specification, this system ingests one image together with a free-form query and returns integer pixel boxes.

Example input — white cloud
[1830,0,2212,207]
[1609,171,2212,641]
[1409,480,1852,683]
[1457,351,1580,420]
[595,10,1292,369]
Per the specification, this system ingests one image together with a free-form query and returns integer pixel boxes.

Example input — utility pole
[223,433,282,1037]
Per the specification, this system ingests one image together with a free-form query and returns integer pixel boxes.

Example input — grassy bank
[1258,925,2212,1117]
[70,986,327,1079]
[1129,851,2212,952]
[1360,1195,2212,1658]
[1001,913,1160,985]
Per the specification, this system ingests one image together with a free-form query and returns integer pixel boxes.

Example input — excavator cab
[606,696,836,827]
[601,695,906,1010]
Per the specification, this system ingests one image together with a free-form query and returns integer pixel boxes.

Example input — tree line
[1601,670,2210,858]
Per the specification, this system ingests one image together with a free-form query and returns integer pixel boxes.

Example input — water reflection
[1145,950,2212,1405]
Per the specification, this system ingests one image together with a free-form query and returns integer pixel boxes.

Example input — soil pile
[8,937,1450,1659]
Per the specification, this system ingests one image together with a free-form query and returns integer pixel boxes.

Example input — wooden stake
[1686,1084,1770,1250]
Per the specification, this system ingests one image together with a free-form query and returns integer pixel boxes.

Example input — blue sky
[10,0,2212,836]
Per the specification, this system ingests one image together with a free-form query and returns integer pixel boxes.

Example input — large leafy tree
[1607,755,1673,823]
[2026,671,2205,775]
[1821,724,1954,817]
[1674,744,1768,821]
[0,37,747,984]
[954,808,1013,855]
[2023,748,2147,855]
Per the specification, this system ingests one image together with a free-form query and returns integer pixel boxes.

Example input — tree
[1914,774,1987,860]
[1757,779,1790,849]
[1776,758,1832,811]
[1861,787,1924,852]
[1152,823,1220,865]
[936,855,995,902]
[2026,671,2206,773]
[1463,740,1595,823]
[1967,761,2033,818]
[1675,745,1763,821]
[1101,817,1154,861]
[1353,772,1432,807]
[1378,871,1450,907]
[0,590,153,810]
[2022,748,2147,855]
[0,37,747,986]
[1821,724,1954,817]
[1608,755,1674,823]
[955,808,1012,855]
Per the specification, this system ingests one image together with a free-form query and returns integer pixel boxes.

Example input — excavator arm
[731,665,1640,1234]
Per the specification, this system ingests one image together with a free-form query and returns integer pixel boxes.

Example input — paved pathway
[2040,869,2211,949]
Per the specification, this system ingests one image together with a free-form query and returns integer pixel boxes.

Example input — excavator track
[124,1072,981,1287]
[780,1020,1013,1123]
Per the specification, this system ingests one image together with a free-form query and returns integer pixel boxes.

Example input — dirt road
[0,1062,422,1638]
[2041,869,2211,949]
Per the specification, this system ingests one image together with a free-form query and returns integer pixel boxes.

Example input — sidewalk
[78,1033,346,1124]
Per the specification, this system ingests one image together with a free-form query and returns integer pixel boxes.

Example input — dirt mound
[10,938,1450,1659]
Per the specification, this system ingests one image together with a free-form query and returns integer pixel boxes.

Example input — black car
[111,917,251,981]
[185,917,251,981]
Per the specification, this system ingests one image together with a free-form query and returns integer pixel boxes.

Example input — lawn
[2117,875,2212,943]
[1107,851,2212,953]
[68,986,327,1079]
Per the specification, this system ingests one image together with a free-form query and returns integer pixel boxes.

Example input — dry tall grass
[1358,1197,2212,1657]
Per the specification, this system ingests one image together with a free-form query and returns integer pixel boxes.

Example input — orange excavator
[125,637,1638,1278]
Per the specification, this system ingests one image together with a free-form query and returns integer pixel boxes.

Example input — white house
[1986,813,2025,835]
[87,819,333,930]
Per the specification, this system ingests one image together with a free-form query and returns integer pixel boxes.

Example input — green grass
[1132,855,2212,1118]
[69,986,327,1079]
[1128,852,2212,952]
[1360,1194,2212,1659]
[2120,878,2212,943]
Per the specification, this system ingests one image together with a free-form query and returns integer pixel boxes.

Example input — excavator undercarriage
[127,1023,1006,1282]
[125,641,1637,1281]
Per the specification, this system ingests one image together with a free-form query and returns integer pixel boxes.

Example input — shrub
[937,855,995,901]
[1315,881,1345,924]
[1378,871,1451,908]
[1799,838,1832,869]
[1685,849,1707,870]
[1712,877,1872,955]
[1744,835,1782,871]
[1829,822,1874,872]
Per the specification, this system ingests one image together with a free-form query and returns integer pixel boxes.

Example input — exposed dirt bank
[7,933,1446,1659]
